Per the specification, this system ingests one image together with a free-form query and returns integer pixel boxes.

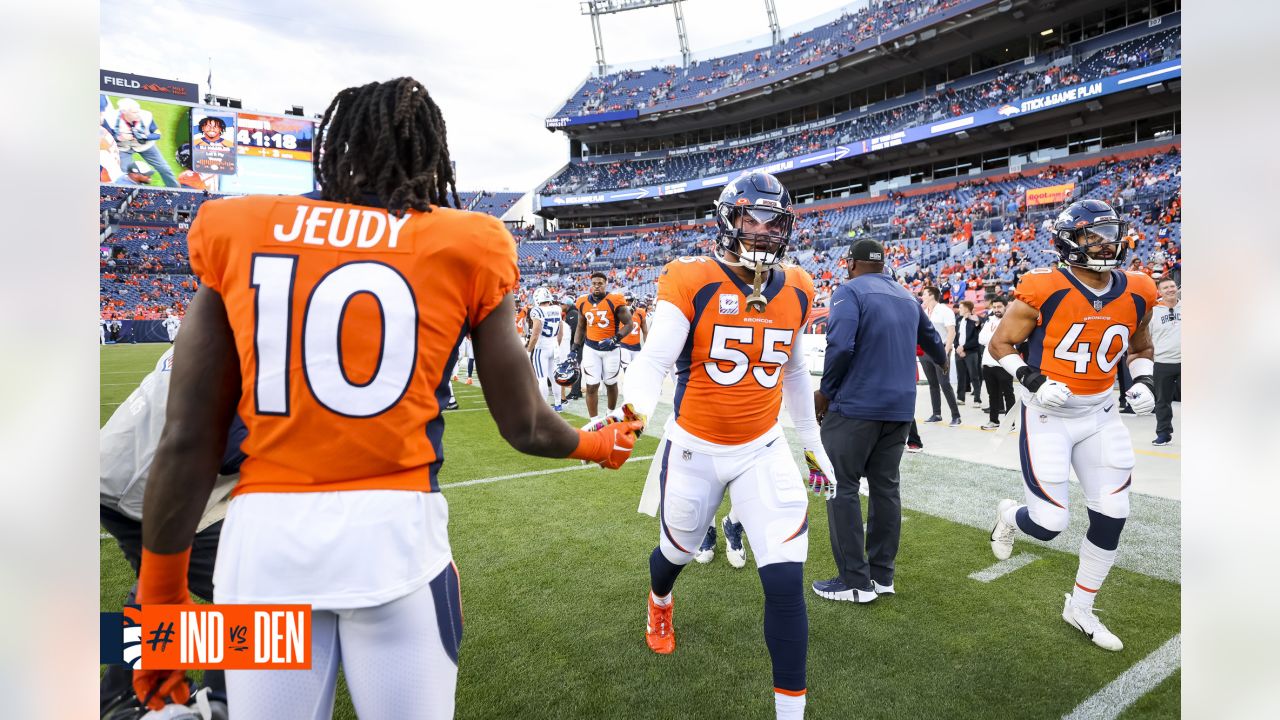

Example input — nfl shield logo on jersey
[1092,299,1105,311]
[719,294,739,315]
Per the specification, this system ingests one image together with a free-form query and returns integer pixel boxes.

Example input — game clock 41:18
[237,129,299,150]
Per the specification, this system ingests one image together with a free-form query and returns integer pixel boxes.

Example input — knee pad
[1084,508,1127,552]
[1018,505,1067,541]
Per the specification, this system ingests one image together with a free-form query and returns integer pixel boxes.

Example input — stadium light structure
[581,0,694,73]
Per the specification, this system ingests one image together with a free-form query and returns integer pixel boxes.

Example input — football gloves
[570,419,644,469]
[1125,376,1157,414]
[1016,366,1071,409]
[133,547,195,711]
[596,337,619,352]
[581,403,647,435]
[804,447,837,500]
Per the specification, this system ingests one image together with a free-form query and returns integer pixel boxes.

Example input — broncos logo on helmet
[553,357,581,387]
[713,171,795,270]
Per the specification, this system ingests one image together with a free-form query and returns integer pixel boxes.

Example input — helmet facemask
[1060,220,1127,271]
[715,203,793,312]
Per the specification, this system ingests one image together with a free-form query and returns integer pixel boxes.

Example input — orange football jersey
[621,307,646,348]
[1015,267,1157,395]
[187,194,518,496]
[658,257,814,445]
[575,291,628,343]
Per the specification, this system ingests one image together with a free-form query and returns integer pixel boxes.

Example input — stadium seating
[100,148,1179,321]
[552,0,970,118]
[543,27,1180,195]
[521,147,1181,308]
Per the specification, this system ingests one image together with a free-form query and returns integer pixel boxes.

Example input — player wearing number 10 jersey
[988,198,1158,653]
[131,78,641,719]
[619,172,836,720]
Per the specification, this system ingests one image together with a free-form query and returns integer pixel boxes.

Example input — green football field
[100,344,1180,719]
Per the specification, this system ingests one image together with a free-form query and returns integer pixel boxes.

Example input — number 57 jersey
[657,257,813,446]
[188,194,519,497]
[1016,267,1157,396]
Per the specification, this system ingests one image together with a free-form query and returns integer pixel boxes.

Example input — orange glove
[133,547,194,711]
[569,420,644,469]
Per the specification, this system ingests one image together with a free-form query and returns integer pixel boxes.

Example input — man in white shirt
[1149,277,1181,445]
[919,287,960,426]
[977,297,1015,430]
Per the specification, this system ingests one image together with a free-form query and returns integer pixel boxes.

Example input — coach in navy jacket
[810,239,947,603]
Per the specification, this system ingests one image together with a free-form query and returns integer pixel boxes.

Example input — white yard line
[968,552,1040,583]
[1062,634,1181,720]
[442,455,656,489]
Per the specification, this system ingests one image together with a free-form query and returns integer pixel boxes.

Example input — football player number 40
[1053,322,1129,374]
[705,326,793,388]
[251,255,417,418]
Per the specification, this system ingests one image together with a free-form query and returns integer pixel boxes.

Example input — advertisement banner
[191,111,238,175]
[1025,182,1076,206]
[101,69,200,102]
[537,60,1181,209]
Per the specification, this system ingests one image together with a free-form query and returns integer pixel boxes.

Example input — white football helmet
[533,287,553,305]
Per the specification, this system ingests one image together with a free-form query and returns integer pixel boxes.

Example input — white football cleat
[872,580,895,595]
[1062,593,1123,651]
[693,521,716,564]
[990,499,1018,560]
[721,516,747,569]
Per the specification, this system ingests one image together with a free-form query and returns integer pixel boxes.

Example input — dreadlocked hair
[314,77,460,217]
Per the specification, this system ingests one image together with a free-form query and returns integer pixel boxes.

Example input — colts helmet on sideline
[553,358,580,387]
[713,171,796,268]
[1051,198,1129,271]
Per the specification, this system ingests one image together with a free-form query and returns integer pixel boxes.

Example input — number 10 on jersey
[251,255,419,418]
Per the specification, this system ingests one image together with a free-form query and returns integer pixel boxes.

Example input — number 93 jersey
[188,194,518,496]
[1015,267,1157,396]
[658,256,813,446]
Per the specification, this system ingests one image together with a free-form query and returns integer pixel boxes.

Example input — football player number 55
[252,255,417,418]
[705,326,793,388]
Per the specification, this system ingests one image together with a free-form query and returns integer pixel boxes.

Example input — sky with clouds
[101,0,863,193]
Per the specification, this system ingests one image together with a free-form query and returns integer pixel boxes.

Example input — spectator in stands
[1149,277,1180,446]
[919,287,960,426]
[954,300,983,408]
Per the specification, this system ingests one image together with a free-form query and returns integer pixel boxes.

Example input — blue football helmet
[1052,198,1128,271]
[714,171,795,269]
[554,357,580,387]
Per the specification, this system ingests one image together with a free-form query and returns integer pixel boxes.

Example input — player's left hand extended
[804,447,837,500]
[1125,380,1156,414]
[134,668,190,711]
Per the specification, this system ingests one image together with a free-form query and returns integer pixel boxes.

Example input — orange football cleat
[645,594,675,654]
[465,378,474,385]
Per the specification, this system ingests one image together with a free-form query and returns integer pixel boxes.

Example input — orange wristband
[137,547,192,605]
[567,428,608,463]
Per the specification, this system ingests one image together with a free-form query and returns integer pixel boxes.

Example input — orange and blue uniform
[621,307,646,351]
[575,291,628,348]
[657,256,813,446]
[188,192,519,496]
[1015,267,1157,395]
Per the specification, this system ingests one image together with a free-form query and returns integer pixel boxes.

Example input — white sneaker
[872,580,895,595]
[990,499,1018,560]
[1062,594,1123,651]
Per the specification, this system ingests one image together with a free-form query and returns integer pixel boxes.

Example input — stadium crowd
[99,147,1179,323]
[543,27,1178,195]
[556,0,969,118]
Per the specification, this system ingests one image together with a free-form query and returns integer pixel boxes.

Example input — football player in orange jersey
[572,272,635,420]
[617,290,648,375]
[131,78,643,718]
[618,172,836,720]
[987,198,1158,652]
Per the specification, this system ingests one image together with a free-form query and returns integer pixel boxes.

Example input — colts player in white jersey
[526,287,566,412]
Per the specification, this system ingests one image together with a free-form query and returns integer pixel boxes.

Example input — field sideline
[100,344,1180,719]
